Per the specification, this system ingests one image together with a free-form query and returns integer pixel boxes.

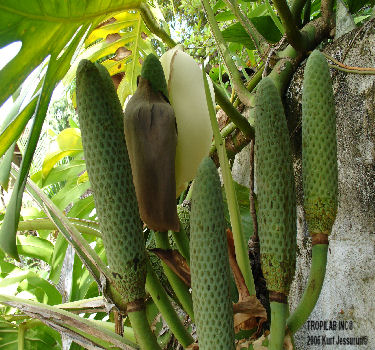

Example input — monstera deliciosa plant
[0,1,373,349]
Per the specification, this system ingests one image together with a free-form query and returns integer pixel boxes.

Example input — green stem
[17,218,101,237]
[154,231,195,320]
[286,244,328,334]
[209,122,237,156]
[171,225,190,264]
[201,0,254,107]
[269,301,288,350]
[139,2,177,48]
[127,308,161,350]
[18,323,25,350]
[145,259,194,347]
[328,65,375,75]
[203,65,256,296]
[185,182,194,202]
[213,83,254,138]
[272,0,308,51]
[291,0,308,24]
[222,0,269,57]
[303,0,311,25]
[266,0,285,34]
[233,65,264,109]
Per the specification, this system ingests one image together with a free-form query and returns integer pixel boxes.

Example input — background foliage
[0,0,374,349]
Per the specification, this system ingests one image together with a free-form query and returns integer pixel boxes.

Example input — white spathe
[160,46,214,196]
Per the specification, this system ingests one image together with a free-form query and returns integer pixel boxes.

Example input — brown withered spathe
[124,76,179,232]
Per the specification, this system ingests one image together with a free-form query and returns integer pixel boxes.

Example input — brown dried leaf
[96,17,116,29]
[150,248,191,287]
[113,47,132,61]
[252,335,268,350]
[226,229,249,301]
[233,296,267,334]
[186,342,199,350]
[106,33,121,43]
[111,72,125,90]
[284,332,294,350]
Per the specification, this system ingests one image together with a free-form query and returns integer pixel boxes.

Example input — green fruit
[140,53,169,99]
[302,50,338,235]
[146,235,174,297]
[177,202,190,239]
[254,77,296,296]
[190,157,235,350]
[76,59,146,304]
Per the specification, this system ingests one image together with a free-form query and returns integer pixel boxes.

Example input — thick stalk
[291,0,308,24]
[145,259,194,347]
[127,308,161,350]
[233,65,264,109]
[201,0,254,107]
[18,323,25,350]
[154,231,194,320]
[272,0,309,51]
[171,225,190,264]
[213,83,254,139]
[269,302,288,350]
[286,244,328,334]
[17,218,100,237]
[139,2,177,48]
[203,66,256,296]
[303,0,311,25]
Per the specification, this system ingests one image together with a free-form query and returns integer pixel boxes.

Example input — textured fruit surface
[190,157,235,350]
[76,59,146,303]
[177,202,190,238]
[255,77,296,295]
[302,50,338,235]
[140,53,169,99]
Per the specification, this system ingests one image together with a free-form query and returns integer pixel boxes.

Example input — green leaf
[0,143,15,190]
[347,0,374,13]
[113,13,155,104]
[0,261,21,278]
[77,171,89,185]
[0,95,39,160]
[51,179,90,211]
[49,233,69,284]
[0,271,61,305]
[42,159,86,188]
[16,235,54,263]
[265,0,285,34]
[63,10,156,105]
[0,319,19,350]
[0,0,143,261]
[42,128,83,181]
[215,10,236,21]
[248,3,268,17]
[222,17,282,50]
[18,274,62,306]
[223,181,254,242]
[213,0,226,11]
[0,1,142,106]
[70,243,103,301]
[68,196,95,219]
[0,294,138,349]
